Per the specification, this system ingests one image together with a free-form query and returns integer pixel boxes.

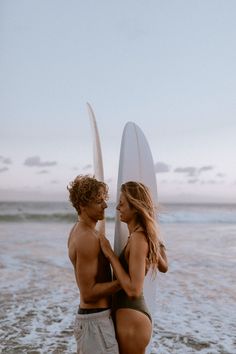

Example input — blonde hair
[121,181,159,272]
[67,175,108,214]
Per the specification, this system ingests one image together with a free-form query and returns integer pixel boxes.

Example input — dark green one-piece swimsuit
[112,246,152,322]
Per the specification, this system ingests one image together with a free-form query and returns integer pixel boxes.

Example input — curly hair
[67,175,108,214]
[121,181,159,272]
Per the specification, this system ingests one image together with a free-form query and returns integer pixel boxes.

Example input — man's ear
[80,204,86,213]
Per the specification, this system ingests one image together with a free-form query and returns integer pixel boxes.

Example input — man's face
[84,187,108,221]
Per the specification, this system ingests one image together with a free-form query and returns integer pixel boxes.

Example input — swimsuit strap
[129,225,143,237]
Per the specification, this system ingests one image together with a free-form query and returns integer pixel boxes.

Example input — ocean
[0,201,236,354]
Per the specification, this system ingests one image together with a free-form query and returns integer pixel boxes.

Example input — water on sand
[0,202,236,353]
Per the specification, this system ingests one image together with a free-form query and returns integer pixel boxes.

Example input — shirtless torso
[68,222,118,308]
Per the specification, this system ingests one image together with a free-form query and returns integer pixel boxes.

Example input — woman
[99,181,168,354]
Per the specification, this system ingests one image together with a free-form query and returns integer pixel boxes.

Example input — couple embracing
[67,175,168,354]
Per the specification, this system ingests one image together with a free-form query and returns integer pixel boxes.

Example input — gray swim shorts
[74,309,119,354]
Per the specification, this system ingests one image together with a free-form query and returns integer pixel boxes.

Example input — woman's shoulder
[130,228,147,245]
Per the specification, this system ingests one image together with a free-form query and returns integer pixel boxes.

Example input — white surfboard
[87,102,105,234]
[114,121,158,354]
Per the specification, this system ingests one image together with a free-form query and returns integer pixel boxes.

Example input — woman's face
[116,192,136,224]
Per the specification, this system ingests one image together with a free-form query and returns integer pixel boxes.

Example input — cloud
[0,167,8,173]
[174,166,197,176]
[216,173,225,178]
[174,165,214,177]
[83,164,92,170]
[0,156,12,165]
[188,179,199,184]
[198,166,214,173]
[37,170,49,174]
[154,162,170,173]
[51,180,59,184]
[24,156,57,167]
[200,180,223,185]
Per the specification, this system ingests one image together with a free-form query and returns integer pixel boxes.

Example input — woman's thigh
[115,309,152,354]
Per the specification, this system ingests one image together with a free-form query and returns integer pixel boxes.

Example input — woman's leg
[115,309,152,354]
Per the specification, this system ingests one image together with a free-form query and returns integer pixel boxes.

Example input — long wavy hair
[121,181,159,272]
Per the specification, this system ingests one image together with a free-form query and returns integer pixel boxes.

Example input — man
[67,175,120,354]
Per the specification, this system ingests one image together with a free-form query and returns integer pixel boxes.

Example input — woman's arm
[158,243,168,273]
[99,232,147,298]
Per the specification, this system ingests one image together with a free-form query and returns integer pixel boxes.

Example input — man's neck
[79,217,96,230]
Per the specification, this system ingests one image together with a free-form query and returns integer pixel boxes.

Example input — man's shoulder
[73,229,100,256]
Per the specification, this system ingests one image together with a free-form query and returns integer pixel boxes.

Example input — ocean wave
[0,213,115,223]
[158,204,236,224]
[158,212,236,224]
[0,202,236,224]
[0,213,75,223]
[0,212,236,224]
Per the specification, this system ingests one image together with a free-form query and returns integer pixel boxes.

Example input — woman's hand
[98,233,114,260]
[157,242,168,273]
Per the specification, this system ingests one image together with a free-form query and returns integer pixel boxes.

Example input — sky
[0,0,236,203]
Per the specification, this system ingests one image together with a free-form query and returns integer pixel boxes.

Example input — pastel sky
[1,0,236,203]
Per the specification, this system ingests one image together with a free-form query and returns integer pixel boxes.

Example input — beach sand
[0,220,236,353]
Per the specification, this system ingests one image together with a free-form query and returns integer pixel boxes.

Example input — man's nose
[103,201,108,209]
